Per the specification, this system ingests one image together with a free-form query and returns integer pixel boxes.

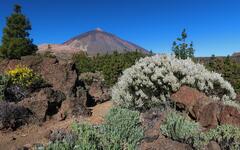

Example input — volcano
[38,28,148,56]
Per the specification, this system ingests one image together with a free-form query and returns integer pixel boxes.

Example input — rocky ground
[0,55,111,149]
[0,101,113,150]
[0,55,240,150]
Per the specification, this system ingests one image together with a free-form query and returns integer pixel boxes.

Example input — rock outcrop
[18,88,66,122]
[0,55,77,96]
[79,72,111,105]
[170,86,240,129]
[0,55,98,124]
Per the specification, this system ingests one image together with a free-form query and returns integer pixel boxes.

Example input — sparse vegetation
[73,51,147,86]
[0,4,37,59]
[47,107,144,150]
[205,56,240,93]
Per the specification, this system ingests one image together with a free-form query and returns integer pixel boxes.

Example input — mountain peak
[38,29,148,56]
[95,28,103,32]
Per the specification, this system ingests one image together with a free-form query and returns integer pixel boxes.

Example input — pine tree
[172,29,195,59]
[0,4,37,59]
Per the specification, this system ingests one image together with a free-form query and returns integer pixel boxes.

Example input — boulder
[219,105,240,126]
[197,102,221,129]
[170,86,211,118]
[88,82,111,104]
[140,108,163,142]
[79,72,110,104]
[170,86,240,128]
[18,88,66,122]
[140,136,193,150]
[56,87,91,120]
[205,141,221,150]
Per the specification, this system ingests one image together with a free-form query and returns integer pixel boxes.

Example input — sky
[0,0,240,56]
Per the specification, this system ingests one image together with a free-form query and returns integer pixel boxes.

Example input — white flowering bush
[112,54,236,111]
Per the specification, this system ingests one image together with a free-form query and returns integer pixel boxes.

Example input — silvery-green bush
[112,54,236,111]
[46,107,143,150]
[160,111,200,144]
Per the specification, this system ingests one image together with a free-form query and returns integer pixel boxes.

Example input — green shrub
[42,51,56,58]
[194,125,240,150]
[73,51,147,86]
[79,72,105,88]
[102,107,144,149]
[46,141,72,150]
[205,56,240,93]
[160,111,200,144]
[6,65,44,89]
[160,111,240,150]
[72,52,95,74]
[46,107,144,150]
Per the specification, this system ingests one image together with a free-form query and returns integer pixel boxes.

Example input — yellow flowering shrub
[6,65,43,88]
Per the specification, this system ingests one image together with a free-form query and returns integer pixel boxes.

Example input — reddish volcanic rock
[88,82,111,104]
[170,86,240,128]
[18,88,66,122]
[170,86,210,118]
[205,141,221,150]
[197,102,221,129]
[0,56,77,96]
[219,105,240,126]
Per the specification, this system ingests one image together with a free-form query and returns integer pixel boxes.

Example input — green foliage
[172,29,195,59]
[205,56,240,93]
[0,74,8,101]
[160,111,200,144]
[73,51,146,86]
[79,72,105,88]
[73,52,95,73]
[6,65,44,89]
[193,125,240,150]
[46,141,73,150]
[46,107,144,150]
[0,4,37,59]
[102,107,144,149]
[42,51,56,58]
[160,111,240,150]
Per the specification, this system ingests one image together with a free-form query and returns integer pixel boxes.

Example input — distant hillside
[233,52,240,57]
[38,28,148,56]
[196,55,240,64]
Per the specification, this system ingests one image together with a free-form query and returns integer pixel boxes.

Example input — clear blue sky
[0,0,240,56]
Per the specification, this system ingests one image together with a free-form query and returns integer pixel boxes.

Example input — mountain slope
[38,28,148,56]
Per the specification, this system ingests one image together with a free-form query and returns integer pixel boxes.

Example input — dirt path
[87,101,113,124]
[0,101,113,150]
